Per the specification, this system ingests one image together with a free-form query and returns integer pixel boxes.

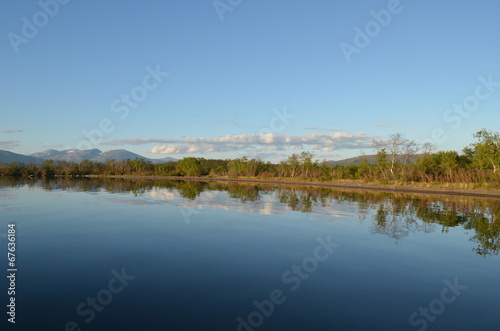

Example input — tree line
[1,129,499,188]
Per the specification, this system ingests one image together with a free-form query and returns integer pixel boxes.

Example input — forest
[1,129,499,188]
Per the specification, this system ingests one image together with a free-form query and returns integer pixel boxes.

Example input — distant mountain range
[0,150,43,164]
[1,149,419,166]
[0,149,177,164]
[324,155,379,166]
[324,154,423,166]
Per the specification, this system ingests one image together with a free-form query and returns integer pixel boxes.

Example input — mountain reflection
[2,177,499,256]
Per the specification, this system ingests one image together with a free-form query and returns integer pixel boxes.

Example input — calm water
[0,178,499,331]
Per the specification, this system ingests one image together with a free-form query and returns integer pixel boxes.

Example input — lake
[0,178,499,330]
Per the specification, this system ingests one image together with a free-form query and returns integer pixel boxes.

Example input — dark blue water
[0,178,499,330]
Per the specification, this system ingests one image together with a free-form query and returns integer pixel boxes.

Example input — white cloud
[0,140,20,149]
[101,137,171,145]
[103,132,374,155]
[0,130,23,133]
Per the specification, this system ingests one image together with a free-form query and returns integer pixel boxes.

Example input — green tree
[176,157,202,176]
[227,157,259,177]
[417,153,439,175]
[286,154,300,178]
[466,129,500,173]
[298,152,316,178]
[78,160,94,175]
[41,159,55,177]
[376,148,389,178]
[358,156,370,179]
[437,151,459,176]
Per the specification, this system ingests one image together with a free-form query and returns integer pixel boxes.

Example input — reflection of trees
[176,181,206,200]
[277,187,329,213]
[225,184,261,202]
[1,177,499,256]
[360,195,500,256]
[371,199,436,240]
[464,201,500,256]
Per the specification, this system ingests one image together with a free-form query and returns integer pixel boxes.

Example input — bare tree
[402,139,420,169]
[373,133,419,175]
[421,142,436,156]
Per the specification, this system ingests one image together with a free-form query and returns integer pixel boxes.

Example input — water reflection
[2,177,499,256]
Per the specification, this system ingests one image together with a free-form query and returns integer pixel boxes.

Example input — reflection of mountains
[2,177,499,256]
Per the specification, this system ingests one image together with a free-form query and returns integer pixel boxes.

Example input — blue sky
[1,0,499,161]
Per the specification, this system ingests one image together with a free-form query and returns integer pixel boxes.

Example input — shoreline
[84,175,500,200]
